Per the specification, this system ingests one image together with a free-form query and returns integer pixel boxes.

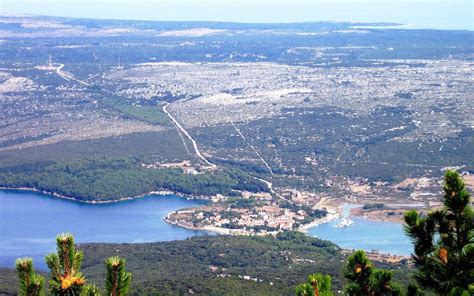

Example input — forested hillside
[0,232,410,295]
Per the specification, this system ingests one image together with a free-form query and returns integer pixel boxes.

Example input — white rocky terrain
[106,59,473,140]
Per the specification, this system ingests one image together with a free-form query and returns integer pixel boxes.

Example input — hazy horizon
[1,0,473,30]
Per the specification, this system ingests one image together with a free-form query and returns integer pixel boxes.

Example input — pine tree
[15,257,44,296]
[81,284,101,296]
[343,250,403,296]
[105,256,132,296]
[404,170,474,295]
[295,283,315,296]
[295,273,333,296]
[406,283,424,296]
[16,234,133,296]
[45,233,87,295]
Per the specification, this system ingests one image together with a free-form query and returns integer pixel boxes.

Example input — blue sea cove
[308,204,412,256]
[0,190,412,270]
[0,189,210,269]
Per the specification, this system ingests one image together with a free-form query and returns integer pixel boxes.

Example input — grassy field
[102,98,171,127]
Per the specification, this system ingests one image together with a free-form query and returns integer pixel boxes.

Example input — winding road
[49,61,92,86]
[47,61,285,197]
[47,59,215,169]
[163,103,217,169]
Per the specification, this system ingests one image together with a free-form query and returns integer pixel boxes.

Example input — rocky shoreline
[0,186,205,204]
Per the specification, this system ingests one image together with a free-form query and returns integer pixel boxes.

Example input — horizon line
[1,13,472,32]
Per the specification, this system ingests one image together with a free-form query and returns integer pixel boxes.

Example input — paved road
[47,62,284,197]
[163,103,217,169]
[49,62,92,86]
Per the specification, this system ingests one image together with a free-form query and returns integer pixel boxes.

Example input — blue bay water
[1,190,413,270]
[308,204,412,256]
[0,189,210,269]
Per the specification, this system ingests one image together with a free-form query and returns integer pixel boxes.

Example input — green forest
[0,157,268,201]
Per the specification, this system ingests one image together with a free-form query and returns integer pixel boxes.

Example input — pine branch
[16,258,44,296]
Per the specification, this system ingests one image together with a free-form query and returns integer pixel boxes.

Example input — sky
[1,0,473,30]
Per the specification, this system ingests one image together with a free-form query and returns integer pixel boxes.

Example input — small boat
[334,218,354,228]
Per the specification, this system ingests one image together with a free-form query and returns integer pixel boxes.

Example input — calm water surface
[1,191,413,270]
[308,204,412,256]
[0,190,210,269]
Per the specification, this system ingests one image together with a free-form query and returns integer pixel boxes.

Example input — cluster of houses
[173,203,308,234]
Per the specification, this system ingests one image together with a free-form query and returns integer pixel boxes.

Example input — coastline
[164,214,234,235]
[164,215,278,236]
[0,186,208,204]
[297,213,339,233]
[3,187,413,258]
[164,210,340,236]
[0,186,342,234]
[1,186,410,225]
[298,200,344,233]
[165,210,410,260]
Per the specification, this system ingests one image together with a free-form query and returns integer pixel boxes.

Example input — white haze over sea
[1,0,473,31]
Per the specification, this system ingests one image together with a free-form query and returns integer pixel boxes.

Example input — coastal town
[165,192,330,235]
[164,172,474,236]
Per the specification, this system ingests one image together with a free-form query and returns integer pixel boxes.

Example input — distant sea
[2,1,472,31]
